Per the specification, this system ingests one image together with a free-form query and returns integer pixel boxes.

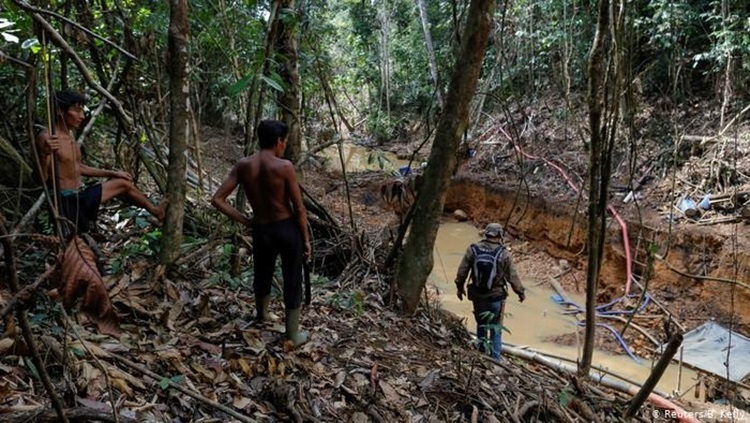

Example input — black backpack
[470,244,506,292]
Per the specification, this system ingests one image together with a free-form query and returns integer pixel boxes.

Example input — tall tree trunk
[242,0,281,155]
[415,0,443,108]
[378,3,391,120]
[314,58,353,132]
[276,0,302,162]
[160,0,190,266]
[218,0,248,128]
[579,0,613,377]
[719,0,732,128]
[231,1,281,276]
[396,0,495,313]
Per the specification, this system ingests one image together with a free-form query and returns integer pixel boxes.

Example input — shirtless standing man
[36,91,167,236]
[212,119,311,346]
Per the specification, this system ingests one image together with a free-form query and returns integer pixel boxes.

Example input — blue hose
[576,321,641,363]
[555,291,653,363]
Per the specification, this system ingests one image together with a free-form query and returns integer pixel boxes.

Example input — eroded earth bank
[445,176,750,333]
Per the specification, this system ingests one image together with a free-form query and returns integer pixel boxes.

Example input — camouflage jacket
[454,239,525,301]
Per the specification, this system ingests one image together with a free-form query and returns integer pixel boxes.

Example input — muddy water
[430,221,700,397]
[322,142,703,397]
[322,143,410,173]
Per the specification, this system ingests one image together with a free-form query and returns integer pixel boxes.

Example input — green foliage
[558,386,576,407]
[110,227,162,274]
[326,290,365,315]
[158,374,185,390]
[476,310,510,359]
[694,1,750,72]
[367,149,393,170]
[638,0,697,52]
[477,310,511,335]
[205,243,252,290]
[367,114,400,144]
[634,0,750,96]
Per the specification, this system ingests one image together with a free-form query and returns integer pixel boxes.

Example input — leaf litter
[0,221,707,423]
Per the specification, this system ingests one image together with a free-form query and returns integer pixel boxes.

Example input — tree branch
[0,265,55,319]
[0,50,33,68]
[623,332,683,418]
[25,12,133,128]
[0,215,69,423]
[109,352,259,423]
[10,0,137,60]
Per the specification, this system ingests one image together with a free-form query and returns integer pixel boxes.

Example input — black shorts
[58,184,102,235]
[251,217,304,310]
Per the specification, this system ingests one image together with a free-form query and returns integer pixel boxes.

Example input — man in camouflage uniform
[455,223,526,359]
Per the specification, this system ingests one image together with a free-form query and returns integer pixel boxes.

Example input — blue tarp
[670,321,750,382]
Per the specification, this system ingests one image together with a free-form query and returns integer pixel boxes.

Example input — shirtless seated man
[36,90,168,236]
[211,119,311,347]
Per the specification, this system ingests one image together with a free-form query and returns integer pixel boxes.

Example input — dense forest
[1,0,749,421]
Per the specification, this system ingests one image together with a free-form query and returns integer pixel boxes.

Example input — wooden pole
[623,332,683,419]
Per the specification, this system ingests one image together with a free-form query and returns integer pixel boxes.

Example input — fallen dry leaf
[379,380,402,405]
[233,396,252,410]
[0,338,14,354]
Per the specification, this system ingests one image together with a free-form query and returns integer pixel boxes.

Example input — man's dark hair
[257,119,288,149]
[55,90,86,111]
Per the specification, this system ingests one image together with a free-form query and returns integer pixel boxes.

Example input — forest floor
[1,98,749,422]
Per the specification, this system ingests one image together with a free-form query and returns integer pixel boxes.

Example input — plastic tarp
[673,322,750,382]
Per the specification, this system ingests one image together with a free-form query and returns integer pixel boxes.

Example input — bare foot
[155,199,170,222]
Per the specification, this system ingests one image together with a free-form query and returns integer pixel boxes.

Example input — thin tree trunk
[416,0,442,108]
[276,0,302,163]
[379,3,391,119]
[719,0,732,128]
[242,0,281,154]
[579,0,611,377]
[218,0,248,125]
[189,108,205,192]
[161,0,190,266]
[314,59,353,132]
[396,0,495,313]
[231,1,282,276]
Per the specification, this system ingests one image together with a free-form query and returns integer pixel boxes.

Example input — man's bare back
[237,152,296,224]
[212,122,310,259]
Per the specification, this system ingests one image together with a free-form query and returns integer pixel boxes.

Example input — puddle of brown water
[430,221,701,398]
[322,143,411,173]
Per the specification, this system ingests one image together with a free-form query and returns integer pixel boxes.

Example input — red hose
[497,128,634,294]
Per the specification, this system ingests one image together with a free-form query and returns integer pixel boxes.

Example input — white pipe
[501,345,700,423]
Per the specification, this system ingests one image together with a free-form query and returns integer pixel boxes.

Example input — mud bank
[444,175,750,331]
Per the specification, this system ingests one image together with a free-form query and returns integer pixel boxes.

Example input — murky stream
[322,143,410,173]
[322,143,703,399]
[430,221,700,398]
